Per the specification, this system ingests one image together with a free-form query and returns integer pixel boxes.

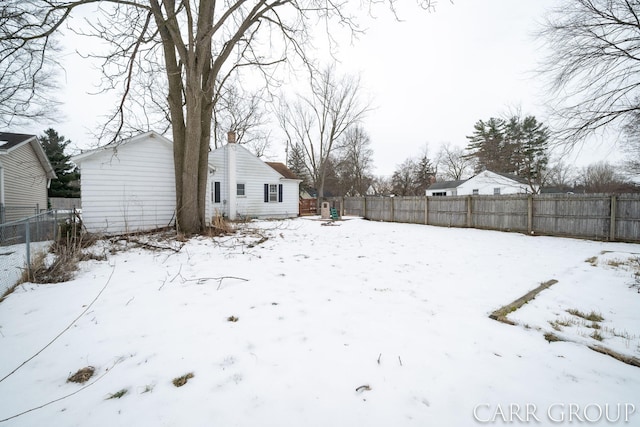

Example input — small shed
[0,132,56,222]
[72,131,176,234]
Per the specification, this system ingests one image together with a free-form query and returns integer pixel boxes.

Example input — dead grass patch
[544,332,562,343]
[585,256,598,266]
[172,372,194,387]
[208,213,234,236]
[566,309,604,322]
[67,366,95,384]
[107,388,128,399]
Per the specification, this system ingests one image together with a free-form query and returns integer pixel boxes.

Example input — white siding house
[0,133,56,222]
[73,132,301,234]
[207,142,301,220]
[72,132,176,234]
[426,171,534,196]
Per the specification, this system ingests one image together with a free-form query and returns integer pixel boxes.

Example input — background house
[0,132,56,223]
[72,131,177,234]
[426,171,533,196]
[207,140,301,221]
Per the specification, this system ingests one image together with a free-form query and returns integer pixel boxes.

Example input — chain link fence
[0,210,77,296]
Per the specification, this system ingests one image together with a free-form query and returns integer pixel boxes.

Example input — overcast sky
[49,0,622,177]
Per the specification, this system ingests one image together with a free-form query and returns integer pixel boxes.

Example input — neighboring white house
[72,131,177,234]
[207,142,301,221]
[0,132,56,222]
[73,131,301,234]
[426,171,534,196]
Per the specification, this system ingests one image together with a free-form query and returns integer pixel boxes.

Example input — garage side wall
[79,136,176,234]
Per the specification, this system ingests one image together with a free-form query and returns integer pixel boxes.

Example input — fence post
[25,220,31,280]
[424,196,429,225]
[363,197,367,219]
[54,209,58,242]
[610,195,617,241]
[466,196,472,227]
[528,195,533,234]
[391,197,395,222]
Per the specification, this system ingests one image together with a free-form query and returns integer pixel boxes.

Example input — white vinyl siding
[457,171,531,196]
[1,142,49,221]
[74,133,176,233]
[207,144,300,221]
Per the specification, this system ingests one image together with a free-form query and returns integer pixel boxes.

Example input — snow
[0,217,639,426]
[0,241,52,296]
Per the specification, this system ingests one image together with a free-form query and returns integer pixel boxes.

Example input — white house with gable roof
[426,170,534,196]
[73,131,301,234]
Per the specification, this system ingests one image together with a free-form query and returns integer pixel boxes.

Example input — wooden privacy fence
[335,194,640,243]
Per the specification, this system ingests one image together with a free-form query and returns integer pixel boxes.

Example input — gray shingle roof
[427,179,468,190]
[0,132,36,149]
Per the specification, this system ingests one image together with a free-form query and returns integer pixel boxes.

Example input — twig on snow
[0,358,121,423]
[0,263,117,384]
[183,276,249,290]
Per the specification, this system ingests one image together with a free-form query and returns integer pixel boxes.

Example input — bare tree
[539,0,640,146]
[580,161,632,193]
[335,125,374,196]
[545,159,578,189]
[436,142,475,181]
[370,175,392,196]
[212,84,271,157]
[2,1,432,233]
[0,2,61,126]
[621,113,640,177]
[277,65,370,199]
[391,158,417,196]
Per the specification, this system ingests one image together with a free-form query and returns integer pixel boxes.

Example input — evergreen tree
[466,115,550,192]
[39,128,80,198]
[286,141,312,194]
[466,118,508,173]
[413,152,436,195]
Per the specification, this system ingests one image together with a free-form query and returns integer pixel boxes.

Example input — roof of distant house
[0,132,56,179]
[492,171,529,185]
[266,162,300,180]
[0,132,36,150]
[427,179,469,190]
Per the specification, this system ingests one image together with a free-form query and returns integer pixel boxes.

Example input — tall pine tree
[466,115,550,192]
[286,141,312,194]
[39,128,80,198]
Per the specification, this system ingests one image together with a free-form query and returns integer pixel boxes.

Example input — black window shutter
[214,182,221,203]
[264,184,269,202]
[278,184,283,203]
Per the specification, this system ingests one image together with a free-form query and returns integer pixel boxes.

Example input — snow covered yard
[0,217,639,426]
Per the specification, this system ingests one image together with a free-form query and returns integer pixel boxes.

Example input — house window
[432,192,447,196]
[237,183,245,197]
[269,184,278,202]
[494,187,501,195]
[212,181,221,203]
[472,189,479,195]
[264,183,283,203]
